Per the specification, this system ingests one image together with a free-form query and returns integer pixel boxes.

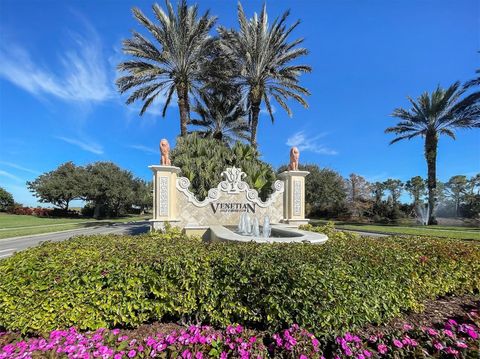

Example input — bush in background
[0,188,14,212]
[0,225,479,336]
[171,134,276,201]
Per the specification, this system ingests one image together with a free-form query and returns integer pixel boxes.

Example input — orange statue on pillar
[288,146,299,171]
[159,139,171,166]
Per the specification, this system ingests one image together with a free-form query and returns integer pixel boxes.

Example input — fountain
[262,215,271,238]
[252,216,260,237]
[217,213,326,243]
[416,203,430,225]
[237,214,269,238]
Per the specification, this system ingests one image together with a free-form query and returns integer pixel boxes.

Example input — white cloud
[260,103,277,116]
[286,131,338,155]
[0,161,40,175]
[0,170,23,183]
[0,27,112,103]
[128,144,158,155]
[361,172,389,183]
[55,136,103,155]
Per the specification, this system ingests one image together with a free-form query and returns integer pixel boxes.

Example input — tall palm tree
[116,0,216,136]
[386,82,480,224]
[190,85,250,144]
[218,3,311,147]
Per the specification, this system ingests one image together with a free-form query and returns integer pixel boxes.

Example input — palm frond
[387,82,479,145]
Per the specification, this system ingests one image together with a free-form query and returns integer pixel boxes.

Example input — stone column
[277,170,310,227]
[149,165,181,231]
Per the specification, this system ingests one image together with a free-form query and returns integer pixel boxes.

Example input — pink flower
[195,352,203,359]
[403,324,413,331]
[127,350,136,358]
[466,328,478,340]
[444,329,454,338]
[433,342,444,351]
[393,339,403,348]
[114,355,123,359]
[299,355,308,359]
[448,319,458,327]
[377,344,388,354]
[357,354,365,359]
[456,341,468,349]
[363,350,372,358]
[446,347,459,355]
[344,333,354,342]
[426,328,438,337]
[182,349,192,359]
[111,329,120,335]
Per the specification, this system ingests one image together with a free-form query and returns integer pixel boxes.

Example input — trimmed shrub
[0,225,479,336]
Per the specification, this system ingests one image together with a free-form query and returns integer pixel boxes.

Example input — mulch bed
[359,293,479,337]
[119,293,480,340]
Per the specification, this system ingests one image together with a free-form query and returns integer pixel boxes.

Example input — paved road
[0,221,150,259]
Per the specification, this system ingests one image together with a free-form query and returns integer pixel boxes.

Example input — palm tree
[464,68,479,89]
[116,0,216,136]
[190,86,250,144]
[386,82,480,224]
[218,3,311,147]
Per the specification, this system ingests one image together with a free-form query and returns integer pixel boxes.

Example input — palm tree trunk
[177,83,189,137]
[250,100,261,148]
[425,131,438,225]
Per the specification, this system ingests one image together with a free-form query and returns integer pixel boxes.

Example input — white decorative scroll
[159,176,169,216]
[176,167,284,208]
[293,179,301,216]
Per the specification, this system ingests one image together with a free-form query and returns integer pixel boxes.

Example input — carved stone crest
[221,167,247,193]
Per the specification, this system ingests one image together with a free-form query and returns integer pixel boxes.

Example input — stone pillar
[149,165,181,231]
[277,170,310,227]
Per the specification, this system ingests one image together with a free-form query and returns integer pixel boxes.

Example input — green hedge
[0,224,479,336]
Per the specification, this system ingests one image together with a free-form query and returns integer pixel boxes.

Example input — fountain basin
[208,224,328,244]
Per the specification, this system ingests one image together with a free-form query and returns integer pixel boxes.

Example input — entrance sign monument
[149,143,326,243]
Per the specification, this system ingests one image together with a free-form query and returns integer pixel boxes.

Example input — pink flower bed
[1,312,478,358]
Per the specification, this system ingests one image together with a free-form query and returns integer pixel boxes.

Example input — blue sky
[0,0,479,206]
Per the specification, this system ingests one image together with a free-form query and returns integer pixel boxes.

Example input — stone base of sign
[149,219,182,231]
[183,225,210,239]
[281,219,310,227]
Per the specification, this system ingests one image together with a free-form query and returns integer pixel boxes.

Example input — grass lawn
[310,219,480,240]
[0,213,149,239]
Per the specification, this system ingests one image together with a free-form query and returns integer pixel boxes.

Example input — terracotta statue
[288,146,299,171]
[159,139,171,166]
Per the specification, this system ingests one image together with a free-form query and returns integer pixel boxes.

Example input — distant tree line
[26,162,152,218]
[280,164,480,223]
